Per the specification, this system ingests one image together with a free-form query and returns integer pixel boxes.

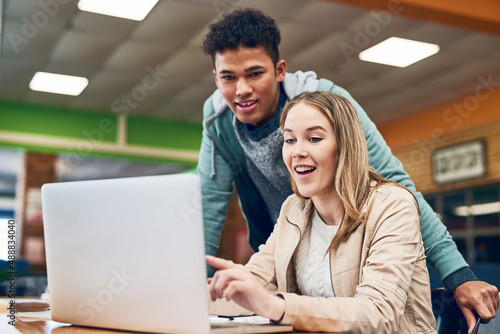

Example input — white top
[294,209,339,298]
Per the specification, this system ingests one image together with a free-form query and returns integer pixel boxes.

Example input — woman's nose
[292,147,307,159]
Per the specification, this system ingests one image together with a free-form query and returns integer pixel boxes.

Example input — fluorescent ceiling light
[453,202,500,217]
[78,0,159,21]
[359,37,440,68]
[29,72,89,96]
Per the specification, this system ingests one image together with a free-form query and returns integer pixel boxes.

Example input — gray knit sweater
[233,85,290,222]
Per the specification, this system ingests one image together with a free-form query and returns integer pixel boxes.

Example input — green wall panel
[127,117,202,151]
[0,142,197,167]
[0,102,117,141]
[0,101,201,166]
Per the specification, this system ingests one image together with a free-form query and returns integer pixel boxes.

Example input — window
[443,193,467,230]
[424,184,500,264]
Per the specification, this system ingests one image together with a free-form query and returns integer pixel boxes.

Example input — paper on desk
[16,310,52,322]
[0,298,49,314]
[1,298,48,303]
[0,298,49,304]
[209,315,271,324]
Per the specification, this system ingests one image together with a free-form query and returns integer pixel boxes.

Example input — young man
[196,8,498,331]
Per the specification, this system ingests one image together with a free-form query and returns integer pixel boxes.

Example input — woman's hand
[205,255,285,322]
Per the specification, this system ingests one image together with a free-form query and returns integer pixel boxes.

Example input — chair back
[431,287,469,334]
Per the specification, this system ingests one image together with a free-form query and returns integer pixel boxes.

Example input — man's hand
[453,280,499,334]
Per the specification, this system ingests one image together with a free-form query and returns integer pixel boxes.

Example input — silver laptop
[41,173,293,334]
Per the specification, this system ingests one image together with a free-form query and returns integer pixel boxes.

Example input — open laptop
[41,173,293,334]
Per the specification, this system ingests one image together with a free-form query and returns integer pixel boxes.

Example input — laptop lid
[42,173,211,334]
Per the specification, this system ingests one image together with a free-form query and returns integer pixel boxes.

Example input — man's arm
[197,98,236,275]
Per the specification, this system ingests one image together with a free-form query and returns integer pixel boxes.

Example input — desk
[8,300,341,334]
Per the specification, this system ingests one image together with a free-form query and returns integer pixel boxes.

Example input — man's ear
[275,59,287,82]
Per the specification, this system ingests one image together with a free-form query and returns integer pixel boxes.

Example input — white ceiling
[2,0,499,125]
[0,0,499,195]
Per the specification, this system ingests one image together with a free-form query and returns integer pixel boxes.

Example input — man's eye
[250,72,263,77]
[222,76,234,80]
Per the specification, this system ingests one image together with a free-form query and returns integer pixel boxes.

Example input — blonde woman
[207,91,437,333]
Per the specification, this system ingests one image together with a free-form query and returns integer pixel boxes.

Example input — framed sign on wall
[432,139,487,184]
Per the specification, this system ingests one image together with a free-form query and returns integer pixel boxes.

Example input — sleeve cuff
[442,267,478,292]
[270,293,285,325]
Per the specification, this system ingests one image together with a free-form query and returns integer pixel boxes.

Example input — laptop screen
[42,173,211,334]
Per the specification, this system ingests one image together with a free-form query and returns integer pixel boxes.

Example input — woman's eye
[310,137,322,143]
[284,138,295,144]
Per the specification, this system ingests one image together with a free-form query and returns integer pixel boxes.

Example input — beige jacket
[211,184,437,333]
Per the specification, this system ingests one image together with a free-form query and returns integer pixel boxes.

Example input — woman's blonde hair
[280,91,416,252]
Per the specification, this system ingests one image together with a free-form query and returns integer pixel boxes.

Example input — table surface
[8,300,341,334]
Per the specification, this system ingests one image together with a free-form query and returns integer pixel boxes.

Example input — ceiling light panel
[77,0,159,21]
[359,37,440,68]
[29,72,89,96]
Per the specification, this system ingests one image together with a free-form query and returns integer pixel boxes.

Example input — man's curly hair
[202,8,281,67]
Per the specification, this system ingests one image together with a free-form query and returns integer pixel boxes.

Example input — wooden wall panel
[393,120,500,194]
